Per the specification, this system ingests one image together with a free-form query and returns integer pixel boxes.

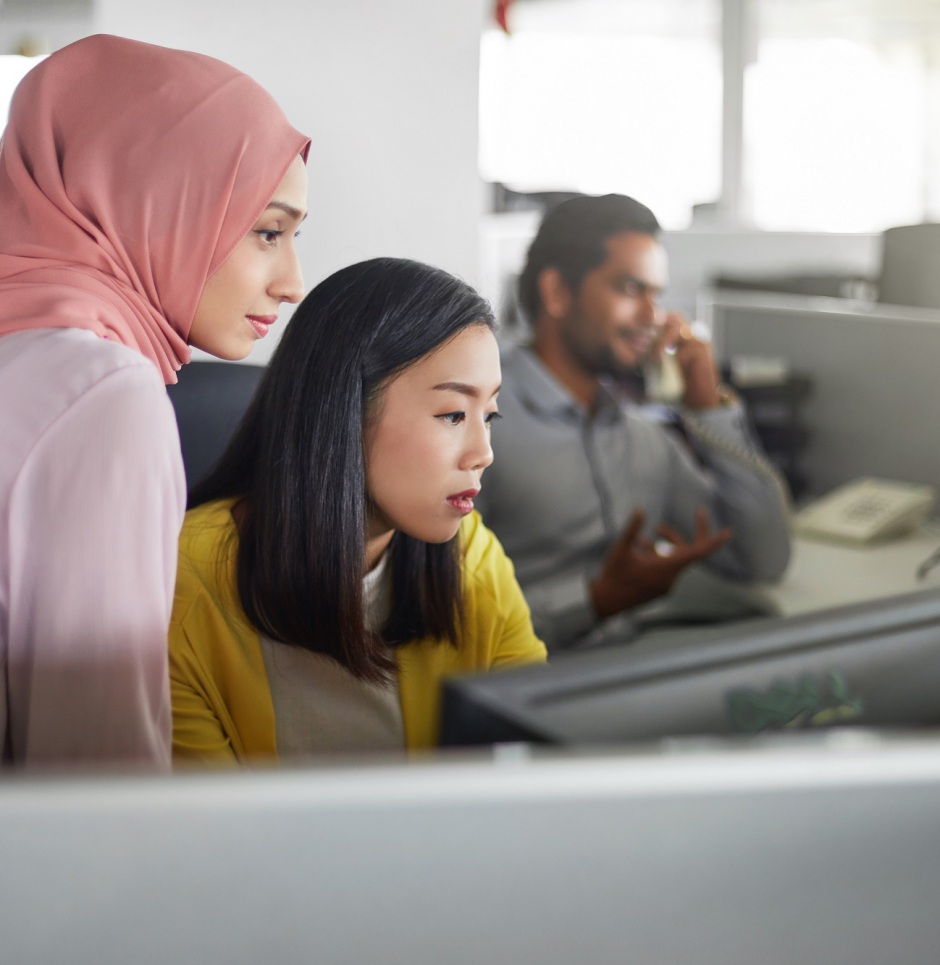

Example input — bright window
[481,0,940,233]
[480,0,722,229]
[745,0,938,231]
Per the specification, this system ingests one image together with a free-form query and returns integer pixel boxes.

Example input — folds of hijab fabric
[0,34,310,384]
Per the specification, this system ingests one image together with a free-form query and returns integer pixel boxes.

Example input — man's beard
[559,320,643,380]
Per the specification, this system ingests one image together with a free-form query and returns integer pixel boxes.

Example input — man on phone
[475,193,791,650]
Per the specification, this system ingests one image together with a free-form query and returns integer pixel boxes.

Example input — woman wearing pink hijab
[0,34,309,768]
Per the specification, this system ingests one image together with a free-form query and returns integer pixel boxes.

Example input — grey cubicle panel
[2,740,940,964]
[706,289,940,497]
[878,223,940,310]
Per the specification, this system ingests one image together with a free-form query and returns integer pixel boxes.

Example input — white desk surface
[755,522,940,616]
[649,521,940,627]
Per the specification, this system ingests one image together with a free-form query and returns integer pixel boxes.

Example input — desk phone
[793,477,935,544]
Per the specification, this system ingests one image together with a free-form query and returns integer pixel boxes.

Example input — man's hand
[659,311,723,410]
[589,507,733,619]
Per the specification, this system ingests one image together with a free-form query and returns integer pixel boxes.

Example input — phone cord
[681,407,794,520]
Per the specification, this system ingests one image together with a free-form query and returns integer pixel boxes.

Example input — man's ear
[537,267,573,320]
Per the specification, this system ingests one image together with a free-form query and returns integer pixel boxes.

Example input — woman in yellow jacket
[170,258,547,765]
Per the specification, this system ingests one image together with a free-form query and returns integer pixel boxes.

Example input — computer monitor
[440,587,940,747]
[5,736,940,963]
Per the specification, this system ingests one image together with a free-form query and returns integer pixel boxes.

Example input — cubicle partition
[704,289,940,498]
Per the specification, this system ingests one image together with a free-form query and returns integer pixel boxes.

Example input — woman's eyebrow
[265,201,307,222]
[432,381,500,398]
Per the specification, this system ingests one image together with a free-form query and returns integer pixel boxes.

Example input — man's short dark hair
[518,193,661,322]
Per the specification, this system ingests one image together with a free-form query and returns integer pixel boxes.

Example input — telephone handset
[793,478,935,544]
[644,351,684,404]
[643,319,714,404]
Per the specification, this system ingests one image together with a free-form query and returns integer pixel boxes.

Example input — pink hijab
[0,34,310,383]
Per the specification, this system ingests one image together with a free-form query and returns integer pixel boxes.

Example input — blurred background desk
[753,524,940,616]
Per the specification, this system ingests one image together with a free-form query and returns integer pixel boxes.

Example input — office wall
[96,0,488,363]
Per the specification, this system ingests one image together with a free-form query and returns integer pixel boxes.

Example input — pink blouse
[0,328,185,767]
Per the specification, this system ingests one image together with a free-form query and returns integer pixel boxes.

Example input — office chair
[878,223,940,310]
[166,360,265,494]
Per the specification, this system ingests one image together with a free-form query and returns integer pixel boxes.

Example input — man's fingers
[693,506,712,538]
[655,522,684,546]
[617,508,646,547]
[660,312,684,351]
[675,528,733,563]
[705,528,734,551]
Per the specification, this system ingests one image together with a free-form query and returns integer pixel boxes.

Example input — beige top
[258,554,404,758]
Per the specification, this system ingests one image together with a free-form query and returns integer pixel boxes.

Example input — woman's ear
[537,267,573,320]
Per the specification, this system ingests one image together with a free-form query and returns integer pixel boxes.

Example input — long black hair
[190,257,496,683]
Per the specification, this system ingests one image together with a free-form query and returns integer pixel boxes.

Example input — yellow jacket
[169,499,547,765]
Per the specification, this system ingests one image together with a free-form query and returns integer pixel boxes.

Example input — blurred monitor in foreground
[440,587,940,747]
[5,736,940,963]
